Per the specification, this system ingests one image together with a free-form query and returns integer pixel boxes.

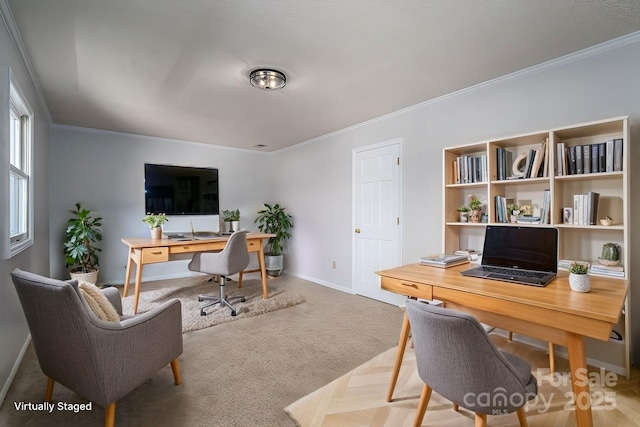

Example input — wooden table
[377,263,628,427]
[122,232,273,314]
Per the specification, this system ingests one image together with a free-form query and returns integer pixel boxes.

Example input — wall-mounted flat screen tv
[144,163,219,215]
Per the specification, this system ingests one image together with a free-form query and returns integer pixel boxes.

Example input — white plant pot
[150,227,162,240]
[569,273,591,293]
[70,268,99,285]
[265,254,284,277]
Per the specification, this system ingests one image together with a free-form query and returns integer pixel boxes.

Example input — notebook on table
[461,225,558,287]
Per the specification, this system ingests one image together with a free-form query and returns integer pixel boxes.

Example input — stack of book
[572,191,600,225]
[590,263,625,278]
[556,139,623,176]
[453,154,487,184]
[420,253,469,268]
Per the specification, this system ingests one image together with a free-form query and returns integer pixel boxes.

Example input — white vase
[569,273,591,293]
[459,212,468,223]
[150,227,162,240]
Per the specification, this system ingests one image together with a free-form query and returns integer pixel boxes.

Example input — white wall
[48,127,273,284]
[273,37,640,362]
[0,17,51,402]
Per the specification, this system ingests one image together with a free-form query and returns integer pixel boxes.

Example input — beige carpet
[285,336,640,426]
[122,275,305,332]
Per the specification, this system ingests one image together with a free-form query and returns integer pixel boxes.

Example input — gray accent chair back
[188,229,250,316]
[10,269,183,427]
[406,300,537,427]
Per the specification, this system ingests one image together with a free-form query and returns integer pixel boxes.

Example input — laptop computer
[461,225,558,287]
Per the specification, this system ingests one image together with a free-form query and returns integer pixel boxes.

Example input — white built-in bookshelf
[442,116,630,377]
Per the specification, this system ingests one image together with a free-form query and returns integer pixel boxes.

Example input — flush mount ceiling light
[250,69,286,90]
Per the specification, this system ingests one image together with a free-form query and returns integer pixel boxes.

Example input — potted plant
[456,205,469,222]
[255,203,293,277]
[64,202,102,284]
[568,261,590,293]
[222,209,241,233]
[468,194,482,223]
[142,213,169,239]
[506,204,521,223]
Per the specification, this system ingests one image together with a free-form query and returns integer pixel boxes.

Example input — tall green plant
[255,203,293,255]
[64,202,103,272]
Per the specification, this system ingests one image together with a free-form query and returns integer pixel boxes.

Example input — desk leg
[133,261,144,315]
[123,248,134,297]
[567,332,593,427]
[258,242,269,299]
[387,308,412,402]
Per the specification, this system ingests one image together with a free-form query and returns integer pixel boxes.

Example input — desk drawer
[381,277,433,300]
[170,242,226,254]
[247,240,260,251]
[141,247,169,264]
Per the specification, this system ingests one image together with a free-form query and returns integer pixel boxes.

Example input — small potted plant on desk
[143,213,169,239]
[568,261,590,293]
[65,202,102,284]
[222,209,241,233]
[255,203,293,277]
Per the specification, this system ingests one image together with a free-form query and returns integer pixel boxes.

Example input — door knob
[355,228,361,233]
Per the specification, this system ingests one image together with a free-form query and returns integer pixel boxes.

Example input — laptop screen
[481,225,558,273]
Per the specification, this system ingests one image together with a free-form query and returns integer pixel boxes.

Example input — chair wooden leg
[452,403,459,412]
[548,342,555,373]
[387,309,411,402]
[508,331,513,341]
[238,271,243,288]
[45,377,55,401]
[171,359,181,385]
[516,407,529,427]
[412,384,432,427]
[474,412,487,427]
[105,402,116,427]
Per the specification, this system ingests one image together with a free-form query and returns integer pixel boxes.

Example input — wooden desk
[122,233,273,314]
[377,263,628,427]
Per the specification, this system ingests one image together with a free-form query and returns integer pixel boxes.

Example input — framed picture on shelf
[563,207,573,224]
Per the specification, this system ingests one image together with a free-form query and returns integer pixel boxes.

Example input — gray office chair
[406,300,537,427]
[10,269,183,427]
[188,229,250,316]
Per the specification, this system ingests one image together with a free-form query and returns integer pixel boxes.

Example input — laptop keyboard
[482,266,547,279]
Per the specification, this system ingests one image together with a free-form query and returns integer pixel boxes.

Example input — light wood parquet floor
[286,335,640,426]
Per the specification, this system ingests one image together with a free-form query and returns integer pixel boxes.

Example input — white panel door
[353,141,401,304]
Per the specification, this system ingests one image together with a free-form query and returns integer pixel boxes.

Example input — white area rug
[122,276,305,333]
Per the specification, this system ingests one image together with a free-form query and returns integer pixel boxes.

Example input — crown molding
[0,0,52,124]
[278,30,640,154]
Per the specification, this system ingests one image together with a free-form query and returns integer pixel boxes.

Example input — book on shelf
[572,192,599,225]
[598,142,606,172]
[583,145,591,174]
[420,254,469,268]
[568,146,577,175]
[614,138,623,172]
[454,154,487,184]
[575,144,583,174]
[605,139,614,172]
[542,137,550,177]
[591,143,599,174]
[517,216,541,224]
[556,142,564,176]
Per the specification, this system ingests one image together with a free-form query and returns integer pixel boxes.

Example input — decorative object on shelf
[65,202,102,284]
[222,209,241,233]
[142,213,169,239]
[568,262,590,293]
[506,204,520,223]
[511,152,528,177]
[600,216,613,226]
[456,205,469,222]
[250,69,286,90]
[468,194,482,223]
[255,203,294,277]
[599,242,621,266]
[563,207,574,224]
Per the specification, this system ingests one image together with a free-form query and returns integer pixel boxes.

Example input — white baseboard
[0,334,31,409]
[285,272,355,294]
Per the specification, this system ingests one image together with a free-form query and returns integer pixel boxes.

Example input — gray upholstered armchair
[406,300,537,427]
[10,269,183,427]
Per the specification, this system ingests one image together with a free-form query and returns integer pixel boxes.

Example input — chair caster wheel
[231,311,237,316]
[200,311,206,316]
[198,297,203,302]
[241,297,246,302]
